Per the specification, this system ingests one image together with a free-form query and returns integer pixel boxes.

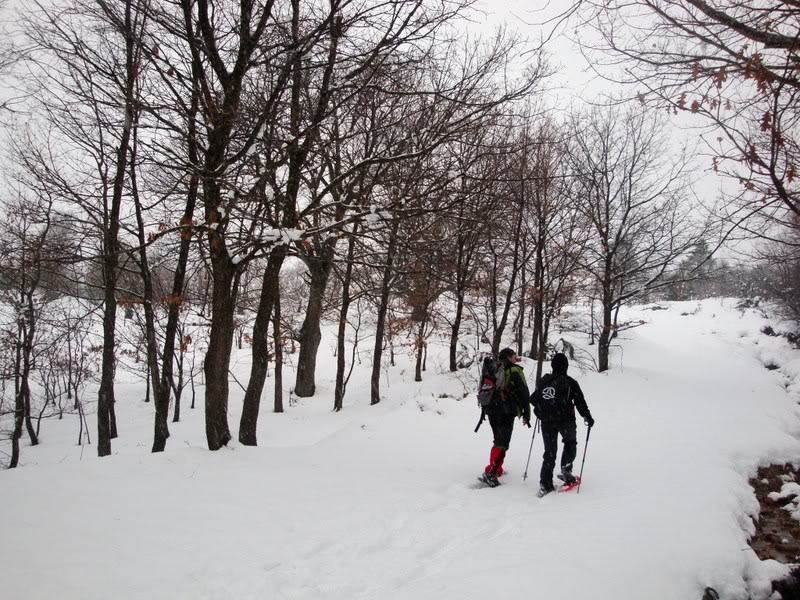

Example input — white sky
[468,1,752,259]
[468,0,604,101]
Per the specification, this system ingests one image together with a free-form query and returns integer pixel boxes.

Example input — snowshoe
[537,485,554,498]
[557,475,581,493]
[477,472,500,488]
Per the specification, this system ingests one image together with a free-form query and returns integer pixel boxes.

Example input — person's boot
[479,471,500,487]
[558,469,576,485]
[537,483,554,498]
[485,446,505,477]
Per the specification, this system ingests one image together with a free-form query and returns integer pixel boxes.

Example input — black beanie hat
[551,353,568,374]
[498,347,516,363]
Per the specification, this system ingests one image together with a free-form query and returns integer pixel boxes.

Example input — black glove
[533,407,541,420]
[523,417,531,428]
[584,415,595,428]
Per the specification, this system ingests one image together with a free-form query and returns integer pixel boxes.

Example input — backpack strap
[474,407,486,433]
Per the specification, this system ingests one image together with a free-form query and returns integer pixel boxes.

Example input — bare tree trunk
[370,219,400,405]
[414,315,427,382]
[240,0,340,437]
[489,246,499,354]
[77,400,85,446]
[109,397,118,440]
[538,311,552,383]
[97,292,117,456]
[612,290,623,340]
[10,361,24,468]
[530,232,544,359]
[144,362,150,403]
[239,247,286,444]
[200,134,239,451]
[178,0,282,450]
[598,285,613,372]
[204,259,238,450]
[20,288,38,448]
[97,0,139,457]
[273,292,284,414]
[449,298,464,372]
[190,364,196,410]
[491,198,525,353]
[172,363,181,423]
[155,77,200,450]
[517,281,525,357]
[449,234,468,372]
[334,224,357,411]
[295,258,334,397]
[130,123,170,450]
[23,388,37,446]
[284,2,341,399]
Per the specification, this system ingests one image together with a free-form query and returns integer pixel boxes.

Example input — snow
[768,483,800,501]
[768,482,800,521]
[262,227,304,245]
[3,298,800,599]
[364,204,393,226]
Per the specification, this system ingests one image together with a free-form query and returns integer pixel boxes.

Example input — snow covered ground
[3,298,800,600]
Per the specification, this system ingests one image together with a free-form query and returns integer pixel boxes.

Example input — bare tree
[440,129,505,372]
[332,222,361,411]
[567,104,701,371]
[22,0,154,456]
[487,162,528,355]
[584,1,800,242]
[0,195,55,467]
[0,0,23,114]
[514,118,589,381]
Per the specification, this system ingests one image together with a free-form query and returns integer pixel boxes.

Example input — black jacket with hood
[530,355,591,424]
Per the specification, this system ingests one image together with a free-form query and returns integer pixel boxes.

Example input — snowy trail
[3,300,800,599]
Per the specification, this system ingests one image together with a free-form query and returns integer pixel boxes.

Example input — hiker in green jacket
[479,347,531,487]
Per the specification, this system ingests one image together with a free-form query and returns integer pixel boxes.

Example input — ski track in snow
[2,299,800,600]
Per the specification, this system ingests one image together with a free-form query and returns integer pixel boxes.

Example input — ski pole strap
[474,408,486,433]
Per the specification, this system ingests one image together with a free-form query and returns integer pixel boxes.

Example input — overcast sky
[468,0,603,101]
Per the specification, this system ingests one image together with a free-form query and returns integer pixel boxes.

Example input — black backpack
[477,356,498,408]
[537,374,572,419]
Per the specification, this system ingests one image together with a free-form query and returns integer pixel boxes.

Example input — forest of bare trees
[1,0,796,467]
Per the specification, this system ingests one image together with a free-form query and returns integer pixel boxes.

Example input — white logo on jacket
[542,386,556,400]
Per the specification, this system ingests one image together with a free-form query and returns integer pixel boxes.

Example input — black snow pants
[540,419,577,488]
[488,407,516,450]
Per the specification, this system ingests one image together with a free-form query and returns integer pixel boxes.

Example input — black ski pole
[523,418,539,481]
[577,425,592,494]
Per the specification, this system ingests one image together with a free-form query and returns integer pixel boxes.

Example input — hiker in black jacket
[479,347,531,488]
[530,353,594,497]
